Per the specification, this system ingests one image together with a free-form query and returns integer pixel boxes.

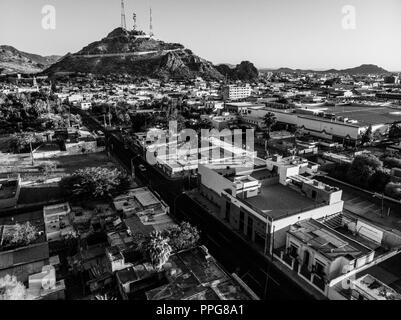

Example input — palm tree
[94,293,117,300]
[145,231,172,271]
[262,112,277,154]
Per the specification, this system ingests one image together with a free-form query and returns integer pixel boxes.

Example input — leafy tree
[368,169,391,192]
[144,231,172,271]
[164,222,200,252]
[389,122,401,140]
[9,132,42,154]
[2,222,39,248]
[0,92,68,134]
[347,154,382,189]
[0,275,29,300]
[360,125,373,146]
[59,167,129,199]
[38,162,57,178]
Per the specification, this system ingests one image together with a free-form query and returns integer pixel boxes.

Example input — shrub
[59,167,129,198]
[0,275,28,300]
[368,169,391,192]
[347,154,382,189]
[2,222,39,248]
[164,222,200,252]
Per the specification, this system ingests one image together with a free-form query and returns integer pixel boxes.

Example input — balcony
[279,250,298,270]
[312,273,326,292]
[299,264,312,281]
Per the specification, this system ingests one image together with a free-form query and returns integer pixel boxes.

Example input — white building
[43,203,75,242]
[198,154,343,254]
[222,84,252,101]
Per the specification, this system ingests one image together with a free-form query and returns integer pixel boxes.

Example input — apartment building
[222,84,252,101]
[198,154,343,253]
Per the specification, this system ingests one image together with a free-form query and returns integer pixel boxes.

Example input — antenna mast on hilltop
[149,7,154,37]
[132,12,137,30]
[121,0,127,30]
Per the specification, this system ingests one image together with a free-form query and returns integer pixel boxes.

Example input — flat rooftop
[300,106,401,127]
[353,274,401,300]
[226,102,264,108]
[243,184,317,219]
[289,219,372,261]
[145,247,257,300]
[114,188,167,216]
[43,203,70,216]
[331,106,401,126]
[355,252,401,295]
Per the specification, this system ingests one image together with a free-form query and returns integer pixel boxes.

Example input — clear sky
[0,0,400,70]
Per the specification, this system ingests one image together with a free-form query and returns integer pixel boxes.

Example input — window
[314,260,326,276]
[254,232,265,248]
[239,211,245,233]
[225,201,231,222]
[288,243,298,258]
[247,217,253,239]
[312,190,317,199]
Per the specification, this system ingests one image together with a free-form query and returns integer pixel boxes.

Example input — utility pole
[29,140,34,166]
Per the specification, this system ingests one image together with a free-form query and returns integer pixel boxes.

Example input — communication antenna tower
[121,0,127,30]
[149,7,154,37]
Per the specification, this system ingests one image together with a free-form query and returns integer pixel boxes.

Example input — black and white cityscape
[1,0,401,307]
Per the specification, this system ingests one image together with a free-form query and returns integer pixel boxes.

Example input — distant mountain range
[1,38,387,79]
[0,45,61,75]
[260,64,391,75]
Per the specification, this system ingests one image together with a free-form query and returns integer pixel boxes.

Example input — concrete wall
[297,116,360,140]
[0,176,21,209]
[198,164,234,196]
[272,201,344,235]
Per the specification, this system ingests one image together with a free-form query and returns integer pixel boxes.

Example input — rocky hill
[341,64,389,75]
[44,28,224,81]
[0,45,60,75]
[216,61,259,81]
